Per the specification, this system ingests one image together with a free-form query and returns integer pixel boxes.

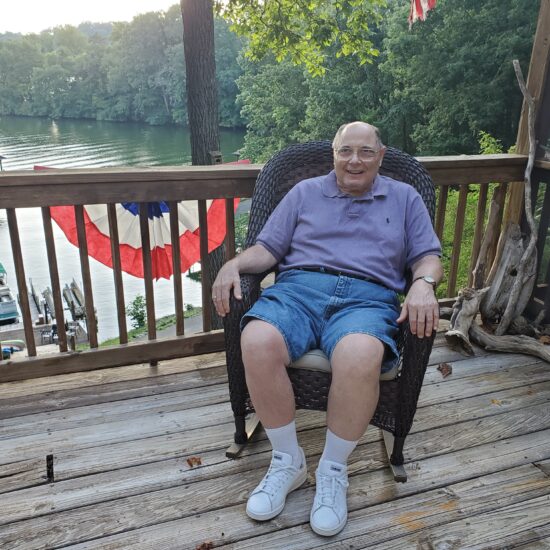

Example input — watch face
[423,276,436,285]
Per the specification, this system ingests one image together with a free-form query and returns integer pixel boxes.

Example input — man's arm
[212,244,278,317]
[396,254,443,338]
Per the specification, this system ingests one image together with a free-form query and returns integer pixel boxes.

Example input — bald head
[332,122,383,151]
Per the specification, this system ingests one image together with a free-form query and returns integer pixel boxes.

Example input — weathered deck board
[0,346,549,550]
[37,432,550,550]
[3,358,546,473]
[2,402,549,541]
[228,462,550,550]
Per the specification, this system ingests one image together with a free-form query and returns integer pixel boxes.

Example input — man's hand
[397,279,439,338]
[212,259,242,317]
[211,244,278,317]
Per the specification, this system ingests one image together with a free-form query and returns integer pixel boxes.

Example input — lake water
[0,115,245,341]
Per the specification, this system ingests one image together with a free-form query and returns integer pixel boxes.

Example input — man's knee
[241,320,290,367]
[331,333,385,380]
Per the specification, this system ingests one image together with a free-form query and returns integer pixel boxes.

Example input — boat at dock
[0,262,18,324]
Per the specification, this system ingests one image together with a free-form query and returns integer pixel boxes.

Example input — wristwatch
[413,275,437,289]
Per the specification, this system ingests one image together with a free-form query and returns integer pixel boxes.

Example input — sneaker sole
[310,516,347,537]
[246,467,308,521]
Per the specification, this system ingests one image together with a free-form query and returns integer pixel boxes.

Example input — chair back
[245,140,436,249]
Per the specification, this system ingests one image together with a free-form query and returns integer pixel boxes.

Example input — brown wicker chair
[223,140,437,482]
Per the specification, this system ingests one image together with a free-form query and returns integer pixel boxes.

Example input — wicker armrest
[223,272,264,418]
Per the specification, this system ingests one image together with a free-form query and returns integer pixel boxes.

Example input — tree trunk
[181,0,220,165]
[181,0,223,329]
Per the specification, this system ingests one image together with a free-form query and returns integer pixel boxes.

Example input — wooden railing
[527,159,550,317]
[0,155,527,382]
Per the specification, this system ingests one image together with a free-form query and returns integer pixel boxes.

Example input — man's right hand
[211,244,278,317]
[212,259,242,317]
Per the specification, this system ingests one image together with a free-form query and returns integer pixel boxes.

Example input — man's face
[333,124,386,196]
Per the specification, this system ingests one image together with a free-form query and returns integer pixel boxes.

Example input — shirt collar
[321,170,389,200]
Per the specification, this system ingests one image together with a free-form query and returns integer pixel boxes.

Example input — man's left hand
[397,280,439,338]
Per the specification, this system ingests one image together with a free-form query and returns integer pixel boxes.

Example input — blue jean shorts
[241,269,400,373]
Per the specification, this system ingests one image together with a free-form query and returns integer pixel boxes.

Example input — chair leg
[382,430,407,483]
[226,413,261,459]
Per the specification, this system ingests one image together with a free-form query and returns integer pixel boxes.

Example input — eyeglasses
[335,146,381,161]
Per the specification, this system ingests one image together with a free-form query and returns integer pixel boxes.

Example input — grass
[76,306,202,350]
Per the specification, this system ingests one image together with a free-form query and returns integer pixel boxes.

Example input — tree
[126,294,147,329]
[217,0,385,76]
[181,0,220,165]
[380,0,537,154]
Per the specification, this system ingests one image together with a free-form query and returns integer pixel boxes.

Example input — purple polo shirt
[256,170,441,293]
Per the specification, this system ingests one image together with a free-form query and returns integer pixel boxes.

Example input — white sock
[320,429,358,466]
[264,420,302,465]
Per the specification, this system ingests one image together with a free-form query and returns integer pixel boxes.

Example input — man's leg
[327,333,383,440]
[241,319,307,521]
[311,333,384,536]
[241,319,294,428]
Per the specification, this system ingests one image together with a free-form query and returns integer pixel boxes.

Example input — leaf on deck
[186,456,203,468]
[437,362,453,378]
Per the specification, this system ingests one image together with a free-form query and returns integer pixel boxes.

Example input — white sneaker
[246,448,307,521]
[310,459,349,536]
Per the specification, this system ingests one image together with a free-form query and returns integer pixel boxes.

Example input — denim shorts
[241,269,400,373]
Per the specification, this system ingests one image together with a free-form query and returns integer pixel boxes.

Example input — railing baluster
[435,185,448,241]
[138,203,156,342]
[486,182,508,272]
[447,184,469,297]
[198,199,212,332]
[468,183,489,287]
[225,198,236,261]
[535,178,550,281]
[169,201,184,336]
[41,207,67,352]
[74,205,99,348]
[107,203,128,345]
[6,208,36,356]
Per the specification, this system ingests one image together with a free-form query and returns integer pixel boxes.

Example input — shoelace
[317,473,349,506]
[258,462,299,497]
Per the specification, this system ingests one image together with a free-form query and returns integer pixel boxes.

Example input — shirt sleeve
[405,190,442,268]
[255,185,301,262]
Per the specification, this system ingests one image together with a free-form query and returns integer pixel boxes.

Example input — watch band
[413,275,437,288]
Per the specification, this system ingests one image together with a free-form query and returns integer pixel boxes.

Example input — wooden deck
[1,336,550,549]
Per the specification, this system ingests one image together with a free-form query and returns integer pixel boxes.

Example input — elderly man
[212,121,442,536]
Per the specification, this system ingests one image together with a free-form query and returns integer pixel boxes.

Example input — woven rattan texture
[223,140,437,438]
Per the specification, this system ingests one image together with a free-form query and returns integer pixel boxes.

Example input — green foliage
[236,0,538,158]
[437,131,503,297]
[126,294,146,329]
[217,0,385,76]
[0,8,243,127]
[238,57,309,161]
[100,305,201,346]
[478,131,504,155]
[379,0,536,155]
[234,211,250,251]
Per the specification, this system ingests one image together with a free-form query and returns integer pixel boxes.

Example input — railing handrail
[0,154,529,208]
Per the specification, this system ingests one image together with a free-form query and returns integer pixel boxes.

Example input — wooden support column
[504,0,550,225]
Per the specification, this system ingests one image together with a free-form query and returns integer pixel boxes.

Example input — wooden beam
[505,0,550,224]
[0,331,225,383]
[0,157,527,208]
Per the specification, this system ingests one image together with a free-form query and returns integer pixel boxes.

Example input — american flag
[409,0,437,26]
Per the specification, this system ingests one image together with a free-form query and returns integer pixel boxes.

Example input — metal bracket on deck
[382,430,407,483]
[226,414,261,459]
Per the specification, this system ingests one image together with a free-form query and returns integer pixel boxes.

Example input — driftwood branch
[469,324,550,362]
[445,288,489,355]
[495,60,538,335]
